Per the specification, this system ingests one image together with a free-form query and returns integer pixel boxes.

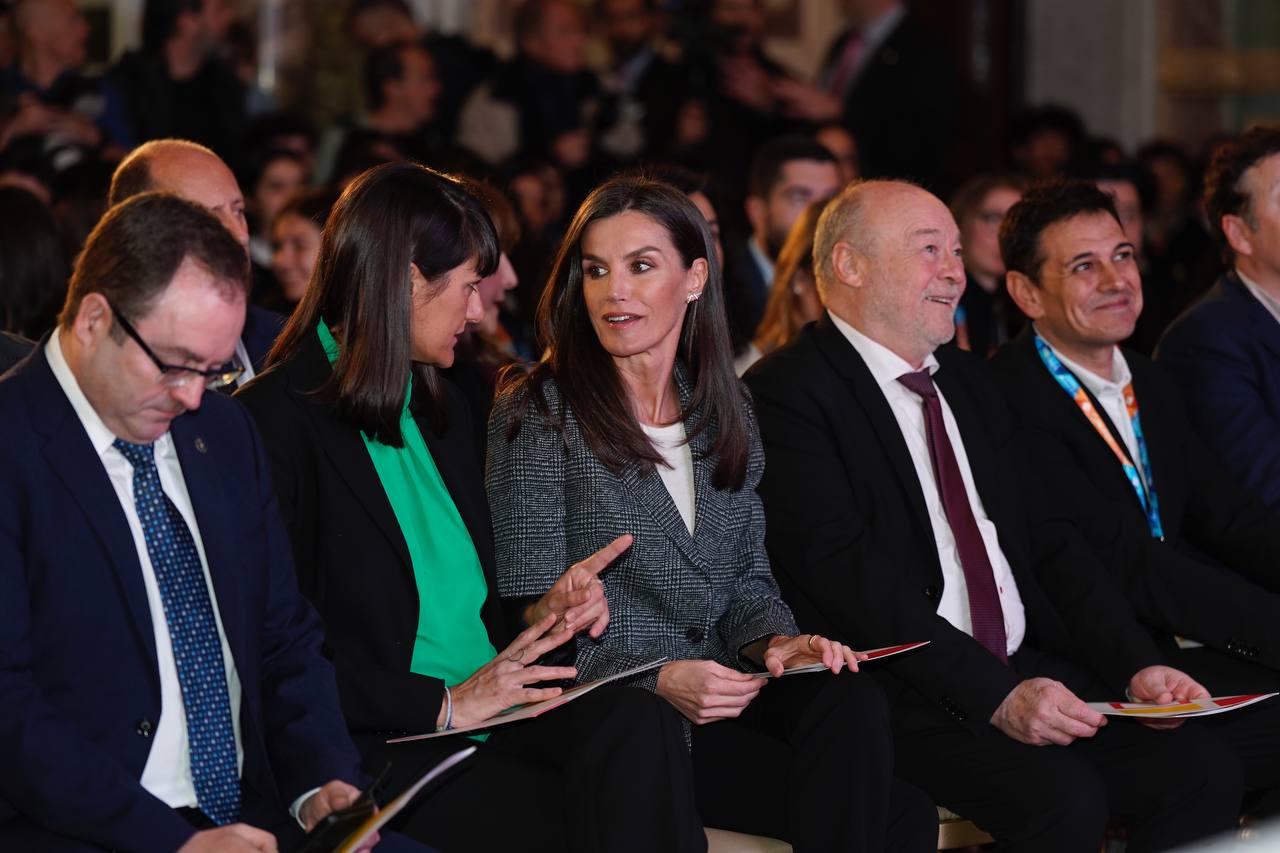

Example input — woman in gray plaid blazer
[486,175,936,853]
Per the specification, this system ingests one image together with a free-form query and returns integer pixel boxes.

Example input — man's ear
[830,241,864,290]
[1222,213,1255,259]
[1005,270,1045,320]
[744,196,767,242]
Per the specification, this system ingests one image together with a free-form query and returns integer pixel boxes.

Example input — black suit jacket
[722,233,769,351]
[236,331,515,737]
[745,314,1163,733]
[0,331,32,374]
[992,330,1280,670]
[824,14,955,190]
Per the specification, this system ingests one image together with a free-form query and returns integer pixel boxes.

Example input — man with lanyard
[992,178,1280,812]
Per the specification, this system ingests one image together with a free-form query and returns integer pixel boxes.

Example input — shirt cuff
[290,786,323,829]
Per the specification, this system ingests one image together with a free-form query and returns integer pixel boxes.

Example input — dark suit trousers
[690,671,938,853]
[356,685,704,853]
[890,645,1243,853]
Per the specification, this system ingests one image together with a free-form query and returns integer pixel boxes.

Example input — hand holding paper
[763,633,864,677]
[1088,694,1277,719]
[991,678,1105,746]
[449,613,577,728]
[1126,665,1210,730]
[752,641,930,679]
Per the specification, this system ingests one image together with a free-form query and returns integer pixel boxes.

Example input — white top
[45,332,244,809]
[734,342,763,378]
[1042,335,1146,488]
[642,421,697,535]
[829,312,1027,655]
[1237,268,1280,327]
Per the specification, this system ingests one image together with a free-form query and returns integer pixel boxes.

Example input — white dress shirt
[1042,337,1145,488]
[1237,268,1280,327]
[747,236,775,291]
[830,313,1027,655]
[45,332,244,809]
[642,422,697,535]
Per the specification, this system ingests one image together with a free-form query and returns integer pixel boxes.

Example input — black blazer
[745,314,1163,733]
[992,329,1280,670]
[0,331,32,374]
[236,331,515,736]
[1156,272,1280,508]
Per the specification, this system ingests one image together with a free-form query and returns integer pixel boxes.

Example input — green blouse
[317,324,496,688]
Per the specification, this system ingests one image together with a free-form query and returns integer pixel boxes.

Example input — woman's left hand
[524,534,634,639]
[763,634,867,678]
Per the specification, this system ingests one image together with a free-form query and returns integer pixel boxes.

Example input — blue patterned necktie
[113,439,240,825]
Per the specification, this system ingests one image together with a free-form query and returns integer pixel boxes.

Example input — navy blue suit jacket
[0,342,361,852]
[1156,272,1280,508]
[243,305,286,373]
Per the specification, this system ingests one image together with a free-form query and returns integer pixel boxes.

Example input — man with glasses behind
[0,192,394,851]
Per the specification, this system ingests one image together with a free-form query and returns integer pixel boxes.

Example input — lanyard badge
[1033,334,1165,540]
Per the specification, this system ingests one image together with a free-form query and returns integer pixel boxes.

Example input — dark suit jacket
[744,314,1164,733]
[992,329,1280,670]
[243,305,286,374]
[722,233,770,351]
[0,340,360,852]
[824,14,955,190]
[236,331,515,737]
[1156,272,1280,508]
[0,331,32,374]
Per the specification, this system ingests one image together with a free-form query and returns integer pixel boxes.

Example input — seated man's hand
[299,780,383,852]
[524,533,632,638]
[1127,665,1209,731]
[178,824,277,852]
[990,677,1106,746]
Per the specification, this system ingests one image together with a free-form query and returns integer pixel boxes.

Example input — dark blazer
[236,331,515,737]
[0,331,32,374]
[0,341,360,852]
[722,232,770,351]
[485,371,798,693]
[1156,272,1280,508]
[992,329,1280,670]
[243,305,286,374]
[744,314,1164,733]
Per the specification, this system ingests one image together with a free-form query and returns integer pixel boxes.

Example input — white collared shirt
[829,312,1027,655]
[1042,337,1146,488]
[747,236,775,291]
[45,332,244,809]
[1237,268,1280,327]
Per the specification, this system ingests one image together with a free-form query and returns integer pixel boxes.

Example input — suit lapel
[27,346,159,674]
[813,315,934,539]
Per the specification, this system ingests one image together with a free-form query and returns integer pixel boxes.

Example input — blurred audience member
[108,0,245,156]
[1010,105,1085,180]
[1138,139,1221,320]
[240,147,309,272]
[504,154,568,354]
[266,187,337,312]
[110,139,285,380]
[949,173,1024,356]
[1158,127,1280,509]
[242,110,317,175]
[772,0,954,189]
[815,122,860,186]
[594,0,686,163]
[2,0,134,157]
[736,198,825,375]
[0,185,68,339]
[725,134,839,350]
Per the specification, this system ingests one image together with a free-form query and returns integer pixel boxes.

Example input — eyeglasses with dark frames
[108,301,243,390]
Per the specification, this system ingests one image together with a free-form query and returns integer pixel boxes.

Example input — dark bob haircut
[999,178,1121,286]
[502,174,749,491]
[0,187,69,338]
[1203,125,1280,263]
[268,161,499,445]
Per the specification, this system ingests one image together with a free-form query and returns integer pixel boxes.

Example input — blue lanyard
[1034,334,1165,540]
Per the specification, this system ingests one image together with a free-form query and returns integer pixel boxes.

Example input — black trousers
[889,644,1244,853]
[690,670,938,853]
[356,684,704,853]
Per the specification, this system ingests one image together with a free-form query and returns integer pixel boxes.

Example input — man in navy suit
[108,138,286,383]
[0,193,376,851]
[1157,126,1280,509]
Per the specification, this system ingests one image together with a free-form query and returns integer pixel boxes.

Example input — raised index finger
[574,533,634,578]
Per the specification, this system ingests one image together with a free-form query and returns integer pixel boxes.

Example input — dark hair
[747,134,838,199]
[242,111,317,152]
[999,179,1121,285]
[141,0,204,53]
[269,162,499,445]
[502,174,749,491]
[467,180,521,254]
[949,173,1026,230]
[239,147,308,201]
[753,198,825,356]
[515,0,572,42]
[1203,126,1280,262]
[1008,104,1086,148]
[0,187,69,337]
[60,192,248,330]
[364,40,426,111]
[344,0,413,31]
[272,187,340,236]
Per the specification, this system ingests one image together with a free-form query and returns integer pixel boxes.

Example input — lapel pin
[194,437,208,454]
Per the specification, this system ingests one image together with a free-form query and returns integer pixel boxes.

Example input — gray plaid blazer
[485,371,798,693]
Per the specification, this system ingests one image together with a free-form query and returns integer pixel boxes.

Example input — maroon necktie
[897,369,1008,663]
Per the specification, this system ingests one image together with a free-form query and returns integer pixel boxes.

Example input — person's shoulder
[745,322,824,383]
[1159,279,1250,351]
[0,331,34,373]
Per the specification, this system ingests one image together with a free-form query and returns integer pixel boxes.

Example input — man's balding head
[110,139,249,249]
[815,179,965,366]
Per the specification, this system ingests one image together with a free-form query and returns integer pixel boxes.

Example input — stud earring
[686,292,701,304]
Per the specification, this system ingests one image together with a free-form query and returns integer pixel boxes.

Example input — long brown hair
[501,175,749,491]
[268,162,498,445]
[752,199,826,357]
